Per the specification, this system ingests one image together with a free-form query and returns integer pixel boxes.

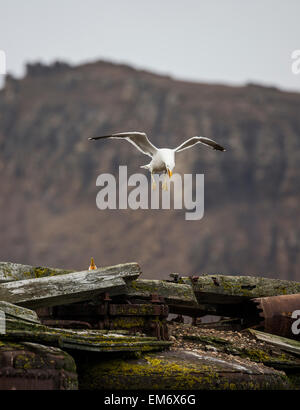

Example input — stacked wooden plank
[0,263,141,308]
[1,261,300,390]
[0,261,299,340]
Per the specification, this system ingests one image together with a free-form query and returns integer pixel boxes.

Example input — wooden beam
[1,318,171,353]
[249,329,300,357]
[0,261,73,283]
[180,274,300,304]
[125,279,198,308]
[0,301,40,323]
[0,263,141,309]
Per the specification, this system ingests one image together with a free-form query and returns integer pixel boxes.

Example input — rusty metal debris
[251,294,300,341]
[36,293,169,340]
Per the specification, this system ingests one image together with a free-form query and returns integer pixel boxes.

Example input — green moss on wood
[76,350,290,390]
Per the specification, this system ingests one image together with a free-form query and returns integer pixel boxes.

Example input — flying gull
[89,132,225,190]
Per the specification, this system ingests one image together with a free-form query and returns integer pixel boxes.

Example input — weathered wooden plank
[0,301,40,323]
[0,261,73,283]
[180,274,300,304]
[0,263,141,308]
[1,318,171,353]
[249,329,300,357]
[125,279,198,308]
[1,330,171,352]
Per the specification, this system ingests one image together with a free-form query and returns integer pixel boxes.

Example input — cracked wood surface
[180,274,300,304]
[125,279,198,308]
[0,261,74,283]
[0,263,141,308]
[0,301,40,323]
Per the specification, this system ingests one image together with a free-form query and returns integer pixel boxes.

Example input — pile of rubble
[0,261,299,390]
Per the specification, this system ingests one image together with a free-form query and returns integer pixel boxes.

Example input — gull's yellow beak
[167,168,173,178]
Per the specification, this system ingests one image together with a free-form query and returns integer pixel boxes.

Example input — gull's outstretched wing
[89,132,157,158]
[174,136,225,153]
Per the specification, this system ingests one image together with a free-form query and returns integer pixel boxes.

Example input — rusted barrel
[252,293,300,341]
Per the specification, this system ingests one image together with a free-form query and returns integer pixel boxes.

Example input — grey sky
[1,0,300,91]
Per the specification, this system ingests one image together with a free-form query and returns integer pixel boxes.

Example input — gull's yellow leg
[162,173,168,191]
[151,172,156,190]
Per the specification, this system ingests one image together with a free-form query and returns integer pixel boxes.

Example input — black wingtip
[88,135,111,141]
[214,146,226,152]
[218,144,226,152]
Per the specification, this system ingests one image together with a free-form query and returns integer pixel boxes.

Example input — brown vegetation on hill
[0,60,300,280]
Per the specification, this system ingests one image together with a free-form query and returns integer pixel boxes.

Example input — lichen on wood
[249,329,300,357]
[0,261,73,283]
[1,318,171,353]
[76,349,290,390]
[126,279,198,307]
[0,301,40,324]
[0,263,141,308]
[180,274,300,304]
[0,340,78,390]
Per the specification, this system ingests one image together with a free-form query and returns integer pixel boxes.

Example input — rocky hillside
[0,60,300,280]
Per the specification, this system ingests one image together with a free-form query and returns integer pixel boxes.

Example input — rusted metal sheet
[251,293,300,341]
